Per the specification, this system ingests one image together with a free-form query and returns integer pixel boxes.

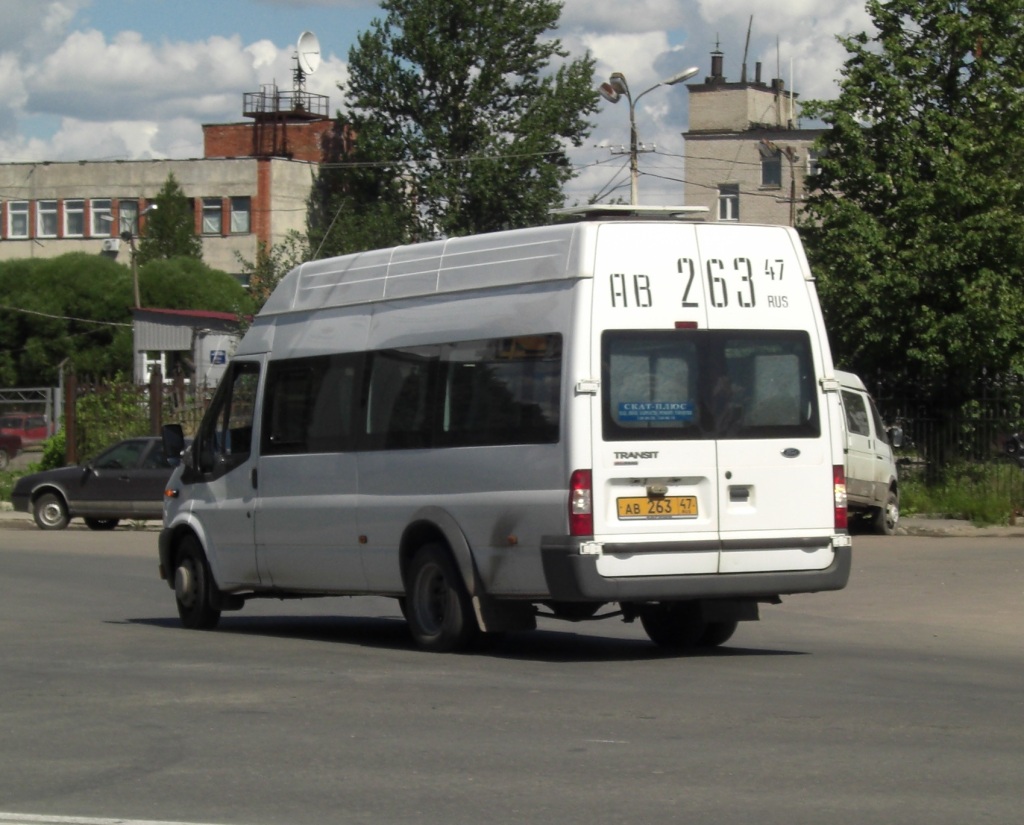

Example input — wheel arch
[30,483,70,511]
[399,507,476,596]
[159,520,213,588]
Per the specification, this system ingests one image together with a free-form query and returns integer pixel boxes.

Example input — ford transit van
[160,206,851,652]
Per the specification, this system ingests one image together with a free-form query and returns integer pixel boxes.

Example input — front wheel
[406,543,478,652]
[33,492,69,530]
[873,489,899,536]
[640,602,707,650]
[174,534,222,630]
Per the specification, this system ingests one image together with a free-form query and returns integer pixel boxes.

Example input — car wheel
[85,518,120,531]
[174,534,222,630]
[406,542,478,652]
[33,492,69,530]
[640,602,707,649]
[873,489,899,536]
[697,620,739,648]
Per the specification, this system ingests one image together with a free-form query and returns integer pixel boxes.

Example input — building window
[37,200,58,238]
[91,199,113,236]
[202,198,223,235]
[760,151,782,188]
[118,200,139,236]
[64,199,85,237]
[7,201,29,239]
[718,184,739,222]
[807,150,822,178]
[230,197,251,234]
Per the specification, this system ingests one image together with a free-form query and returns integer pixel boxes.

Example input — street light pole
[123,204,157,309]
[599,66,699,205]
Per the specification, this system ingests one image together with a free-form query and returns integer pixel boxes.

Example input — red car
[0,412,50,447]
[0,431,21,470]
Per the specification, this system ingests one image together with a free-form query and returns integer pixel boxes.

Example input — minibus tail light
[834,465,848,530]
[569,469,593,536]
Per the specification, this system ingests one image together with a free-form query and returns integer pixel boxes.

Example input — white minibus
[160,206,852,651]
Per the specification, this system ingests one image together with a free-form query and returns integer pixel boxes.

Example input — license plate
[617,496,698,519]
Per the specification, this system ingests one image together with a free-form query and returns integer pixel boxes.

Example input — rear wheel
[33,492,69,530]
[174,534,222,630]
[640,602,707,649]
[406,543,478,652]
[85,518,119,531]
[873,489,899,536]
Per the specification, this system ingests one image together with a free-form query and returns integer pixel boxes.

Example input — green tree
[234,230,310,312]
[137,173,203,264]
[0,253,250,386]
[308,122,419,258]
[800,0,1024,425]
[311,0,599,255]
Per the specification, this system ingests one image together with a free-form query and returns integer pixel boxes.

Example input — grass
[899,459,1024,526]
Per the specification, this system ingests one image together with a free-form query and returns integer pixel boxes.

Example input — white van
[160,206,852,652]
[836,370,900,534]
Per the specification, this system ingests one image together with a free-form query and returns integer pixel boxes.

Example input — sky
[0,0,873,206]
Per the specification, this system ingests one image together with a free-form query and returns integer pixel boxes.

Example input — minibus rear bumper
[540,537,851,602]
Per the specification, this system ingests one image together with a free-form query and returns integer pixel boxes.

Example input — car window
[141,441,168,469]
[841,390,871,437]
[94,440,147,470]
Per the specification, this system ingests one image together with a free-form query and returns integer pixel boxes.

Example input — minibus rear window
[602,330,820,441]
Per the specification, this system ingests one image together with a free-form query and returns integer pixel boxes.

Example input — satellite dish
[296,31,321,75]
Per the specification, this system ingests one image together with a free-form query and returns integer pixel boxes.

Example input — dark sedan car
[11,436,185,530]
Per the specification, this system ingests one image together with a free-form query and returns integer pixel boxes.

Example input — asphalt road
[0,522,1021,825]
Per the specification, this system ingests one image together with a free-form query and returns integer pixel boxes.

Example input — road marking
[0,815,229,825]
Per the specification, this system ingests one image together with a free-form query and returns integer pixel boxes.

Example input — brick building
[0,87,334,278]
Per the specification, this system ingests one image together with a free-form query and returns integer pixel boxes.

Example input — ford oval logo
[781,448,801,458]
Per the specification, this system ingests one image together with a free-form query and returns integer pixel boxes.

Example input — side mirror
[162,424,186,467]
[888,426,903,449]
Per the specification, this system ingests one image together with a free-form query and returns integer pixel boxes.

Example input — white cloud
[0,0,873,200]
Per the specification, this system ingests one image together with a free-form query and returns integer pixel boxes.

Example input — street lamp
[599,66,699,205]
[122,204,157,309]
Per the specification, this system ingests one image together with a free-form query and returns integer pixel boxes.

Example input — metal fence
[868,375,1024,509]
[63,371,212,464]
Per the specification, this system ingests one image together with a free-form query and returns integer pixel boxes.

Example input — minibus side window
[261,354,361,455]
[440,334,561,446]
[364,347,438,450]
[196,361,260,474]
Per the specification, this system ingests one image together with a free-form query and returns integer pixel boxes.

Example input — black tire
[697,620,739,648]
[33,492,69,530]
[85,518,120,531]
[873,489,899,536]
[173,534,222,630]
[640,602,707,649]
[406,543,478,652]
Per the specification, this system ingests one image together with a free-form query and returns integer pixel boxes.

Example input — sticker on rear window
[617,401,694,423]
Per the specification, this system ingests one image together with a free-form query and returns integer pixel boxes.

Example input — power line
[0,305,131,327]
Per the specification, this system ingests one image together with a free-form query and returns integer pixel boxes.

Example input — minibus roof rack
[550,204,709,222]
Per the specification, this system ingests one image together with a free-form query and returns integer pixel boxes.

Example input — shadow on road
[127,613,805,663]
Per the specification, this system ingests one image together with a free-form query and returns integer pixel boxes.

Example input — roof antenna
[741,15,752,83]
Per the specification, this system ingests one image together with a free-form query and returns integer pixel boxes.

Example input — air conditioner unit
[101,238,121,252]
